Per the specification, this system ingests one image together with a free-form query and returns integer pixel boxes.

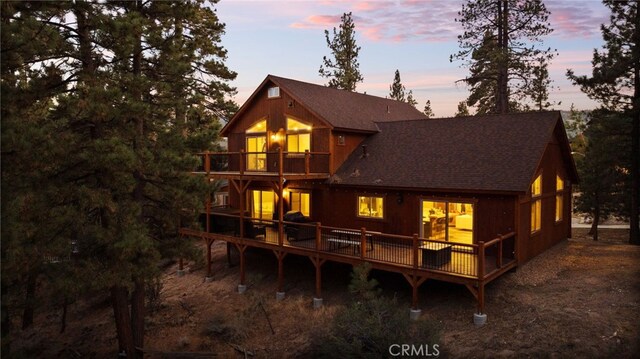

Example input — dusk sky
[217,0,610,117]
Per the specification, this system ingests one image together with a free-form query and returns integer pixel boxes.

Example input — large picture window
[421,200,474,244]
[358,196,384,218]
[531,174,542,233]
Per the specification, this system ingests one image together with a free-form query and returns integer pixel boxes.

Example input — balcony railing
[192,212,516,280]
[194,149,331,176]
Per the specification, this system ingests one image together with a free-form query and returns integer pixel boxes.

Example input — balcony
[194,149,331,181]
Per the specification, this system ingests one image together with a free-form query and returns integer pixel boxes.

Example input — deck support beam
[205,236,215,280]
[402,273,428,312]
[274,250,288,299]
[235,243,248,293]
[310,257,326,307]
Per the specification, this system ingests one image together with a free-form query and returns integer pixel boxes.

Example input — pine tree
[452,0,556,114]
[455,101,470,117]
[319,12,363,91]
[530,57,556,111]
[1,1,237,357]
[406,90,418,108]
[573,109,631,240]
[567,0,639,244]
[423,100,435,118]
[389,69,405,101]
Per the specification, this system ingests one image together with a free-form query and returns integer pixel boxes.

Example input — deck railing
[194,150,331,175]
[194,212,516,280]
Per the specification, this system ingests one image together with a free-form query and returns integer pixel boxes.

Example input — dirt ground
[9,228,640,358]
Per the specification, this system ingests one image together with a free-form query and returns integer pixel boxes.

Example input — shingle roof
[332,111,576,193]
[223,75,427,134]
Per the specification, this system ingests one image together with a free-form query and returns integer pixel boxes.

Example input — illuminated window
[555,175,564,222]
[251,190,274,220]
[246,119,267,133]
[531,174,542,233]
[286,118,311,153]
[267,87,280,98]
[290,192,310,217]
[246,136,266,171]
[421,200,474,244]
[358,196,384,218]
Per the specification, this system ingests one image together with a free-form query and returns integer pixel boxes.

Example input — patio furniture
[420,242,452,267]
[327,229,374,254]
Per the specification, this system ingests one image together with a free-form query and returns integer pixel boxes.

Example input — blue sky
[216,0,609,117]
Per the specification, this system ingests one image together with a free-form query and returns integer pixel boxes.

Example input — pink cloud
[290,14,341,29]
[547,1,609,39]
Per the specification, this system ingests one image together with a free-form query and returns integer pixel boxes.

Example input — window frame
[420,197,476,243]
[286,116,312,155]
[357,195,385,219]
[267,86,280,99]
[555,175,564,223]
[289,190,311,217]
[531,173,542,234]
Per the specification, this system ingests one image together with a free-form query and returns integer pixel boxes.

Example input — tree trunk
[21,271,37,329]
[590,195,600,241]
[131,279,145,358]
[60,297,68,333]
[111,285,135,357]
[1,277,10,354]
[496,0,509,114]
[630,2,640,245]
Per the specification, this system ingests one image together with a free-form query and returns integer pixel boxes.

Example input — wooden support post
[237,244,247,285]
[315,259,323,298]
[204,152,211,174]
[477,241,485,314]
[412,278,419,310]
[304,150,310,174]
[276,251,287,292]
[360,227,367,259]
[239,149,245,175]
[478,241,485,280]
[278,147,285,246]
[239,179,244,239]
[315,222,322,251]
[412,234,419,269]
[206,239,213,278]
[497,238,503,269]
[205,197,211,233]
[179,257,184,271]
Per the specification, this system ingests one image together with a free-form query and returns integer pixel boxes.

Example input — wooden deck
[179,219,517,313]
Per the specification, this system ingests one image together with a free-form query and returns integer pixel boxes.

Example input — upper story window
[531,174,542,233]
[267,86,280,98]
[246,119,267,133]
[286,117,311,153]
[358,196,384,219]
[555,175,564,222]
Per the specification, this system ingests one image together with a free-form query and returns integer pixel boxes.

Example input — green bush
[307,263,441,358]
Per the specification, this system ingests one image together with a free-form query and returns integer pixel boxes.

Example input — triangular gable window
[246,119,267,133]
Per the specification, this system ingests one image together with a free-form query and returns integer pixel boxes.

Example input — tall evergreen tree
[319,12,363,91]
[1,1,237,357]
[567,0,639,244]
[406,90,418,108]
[423,100,435,118]
[452,0,556,114]
[455,101,470,117]
[389,69,406,101]
[573,109,631,240]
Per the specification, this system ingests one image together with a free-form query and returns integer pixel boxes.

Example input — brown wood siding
[224,83,330,154]
[331,132,368,173]
[517,126,572,264]
[305,186,516,244]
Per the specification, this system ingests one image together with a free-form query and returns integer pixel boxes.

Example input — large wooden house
[181,75,578,320]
